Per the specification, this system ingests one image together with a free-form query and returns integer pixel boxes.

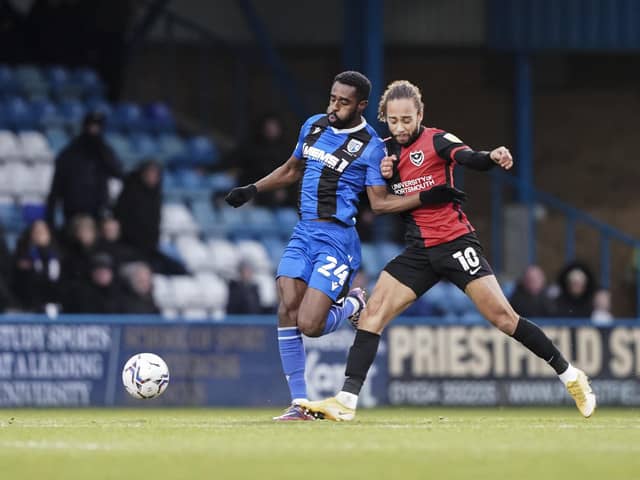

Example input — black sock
[342,329,381,395]
[512,317,569,374]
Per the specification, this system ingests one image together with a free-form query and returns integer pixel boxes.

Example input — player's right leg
[465,275,596,417]
[272,225,316,420]
[299,271,417,421]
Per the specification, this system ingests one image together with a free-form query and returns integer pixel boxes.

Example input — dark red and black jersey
[386,126,476,248]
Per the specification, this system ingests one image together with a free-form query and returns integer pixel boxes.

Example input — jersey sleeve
[433,131,494,171]
[364,140,388,186]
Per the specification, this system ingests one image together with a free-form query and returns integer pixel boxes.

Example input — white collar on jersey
[330,117,367,134]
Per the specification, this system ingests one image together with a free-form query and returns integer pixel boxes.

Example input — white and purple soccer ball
[122,353,170,400]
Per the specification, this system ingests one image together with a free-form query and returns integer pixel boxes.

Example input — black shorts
[383,233,494,297]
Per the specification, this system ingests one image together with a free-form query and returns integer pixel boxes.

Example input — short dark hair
[333,71,371,102]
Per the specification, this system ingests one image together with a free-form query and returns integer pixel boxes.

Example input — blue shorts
[277,220,361,301]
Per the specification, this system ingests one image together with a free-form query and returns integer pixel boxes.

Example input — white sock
[558,364,579,385]
[336,391,358,410]
[292,398,308,405]
[345,296,361,314]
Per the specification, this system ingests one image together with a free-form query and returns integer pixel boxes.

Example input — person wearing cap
[46,111,123,230]
[62,252,123,313]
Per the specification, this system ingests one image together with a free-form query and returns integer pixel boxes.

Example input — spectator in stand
[11,220,61,312]
[60,214,99,285]
[95,215,138,268]
[509,264,553,318]
[46,111,122,231]
[226,261,262,314]
[223,113,295,206]
[119,262,159,314]
[0,224,17,312]
[63,253,122,313]
[553,261,596,318]
[114,160,187,275]
[591,289,613,324]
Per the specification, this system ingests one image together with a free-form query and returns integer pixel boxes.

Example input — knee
[489,309,519,335]
[297,315,323,337]
[277,301,298,328]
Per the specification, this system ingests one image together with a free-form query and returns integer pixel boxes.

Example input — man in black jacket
[46,112,122,229]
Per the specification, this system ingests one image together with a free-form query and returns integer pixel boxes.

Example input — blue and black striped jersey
[292,114,387,226]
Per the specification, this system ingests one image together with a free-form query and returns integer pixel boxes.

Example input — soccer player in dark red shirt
[299,80,596,420]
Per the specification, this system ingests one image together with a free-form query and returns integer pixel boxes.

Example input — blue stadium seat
[0,201,23,232]
[429,281,475,316]
[245,206,278,237]
[173,168,206,189]
[218,206,248,237]
[157,133,186,165]
[113,102,143,132]
[3,96,35,130]
[46,65,81,100]
[72,68,104,98]
[274,207,299,234]
[45,127,70,154]
[58,99,86,130]
[129,132,159,161]
[0,65,17,96]
[260,235,286,263]
[22,203,46,223]
[403,296,436,317]
[360,242,383,275]
[32,99,64,129]
[205,172,235,194]
[105,132,136,170]
[185,136,219,167]
[377,241,403,264]
[190,199,217,233]
[145,102,175,134]
[14,65,48,99]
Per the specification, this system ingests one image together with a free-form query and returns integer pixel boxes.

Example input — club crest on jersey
[410,150,424,167]
[347,139,363,154]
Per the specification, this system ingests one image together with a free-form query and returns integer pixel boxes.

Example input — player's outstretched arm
[225,155,303,208]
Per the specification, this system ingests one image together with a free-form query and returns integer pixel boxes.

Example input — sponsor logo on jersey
[346,138,363,153]
[311,126,322,135]
[303,143,349,173]
[410,150,424,167]
[443,132,463,143]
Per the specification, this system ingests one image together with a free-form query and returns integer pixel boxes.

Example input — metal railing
[490,170,640,317]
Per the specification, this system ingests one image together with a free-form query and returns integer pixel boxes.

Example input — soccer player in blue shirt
[225,71,462,420]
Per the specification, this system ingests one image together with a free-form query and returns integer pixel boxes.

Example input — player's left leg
[465,275,596,417]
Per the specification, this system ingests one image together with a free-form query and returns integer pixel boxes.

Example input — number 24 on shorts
[452,247,481,274]
[317,255,349,288]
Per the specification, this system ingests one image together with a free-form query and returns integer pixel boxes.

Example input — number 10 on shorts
[452,247,481,274]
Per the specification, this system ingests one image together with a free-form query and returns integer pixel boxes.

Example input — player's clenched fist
[490,146,513,170]
[225,184,257,207]
[380,154,397,179]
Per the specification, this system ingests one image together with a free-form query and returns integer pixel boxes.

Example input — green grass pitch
[1,408,638,480]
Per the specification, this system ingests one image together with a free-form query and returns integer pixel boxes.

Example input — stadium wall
[0,316,638,408]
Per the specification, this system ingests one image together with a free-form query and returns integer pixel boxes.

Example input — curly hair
[377,80,424,122]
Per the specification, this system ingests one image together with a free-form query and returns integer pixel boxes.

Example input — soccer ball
[122,353,170,400]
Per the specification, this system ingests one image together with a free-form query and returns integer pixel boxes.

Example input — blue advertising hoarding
[0,316,638,407]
